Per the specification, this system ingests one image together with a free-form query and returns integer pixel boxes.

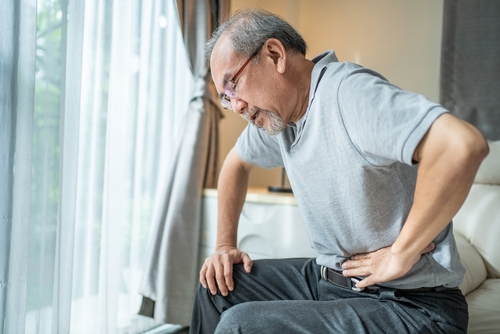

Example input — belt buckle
[321,266,327,280]
[348,277,364,292]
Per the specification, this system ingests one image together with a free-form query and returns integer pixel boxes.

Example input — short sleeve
[235,124,284,169]
[337,63,448,165]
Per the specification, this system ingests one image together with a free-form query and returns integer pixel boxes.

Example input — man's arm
[342,113,489,288]
[199,146,254,296]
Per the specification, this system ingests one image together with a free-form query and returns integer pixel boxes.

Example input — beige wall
[220,0,444,188]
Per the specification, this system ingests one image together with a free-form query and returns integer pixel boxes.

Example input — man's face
[210,35,286,135]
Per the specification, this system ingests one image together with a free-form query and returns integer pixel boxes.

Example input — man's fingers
[203,262,230,296]
[356,276,375,288]
[342,258,367,270]
[224,264,234,292]
[342,267,371,278]
[199,248,254,297]
[199,264,208,288]
[349,253,369,261]
[421,242,436,254]
[241,252,253,273]
[205,263,219,295]
[214,262,229,296]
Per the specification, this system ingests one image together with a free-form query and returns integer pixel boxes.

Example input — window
[11,0,194,332]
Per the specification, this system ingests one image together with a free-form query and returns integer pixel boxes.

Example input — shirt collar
[293,50,339,131]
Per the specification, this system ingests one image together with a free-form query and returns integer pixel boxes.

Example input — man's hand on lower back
[199,246,253,296]
[341,242,435,288]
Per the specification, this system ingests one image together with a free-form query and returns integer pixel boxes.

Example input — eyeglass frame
[220,45,263,110]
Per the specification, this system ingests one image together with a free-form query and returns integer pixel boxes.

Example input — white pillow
[454,184,500,279]
[454,232,487,295]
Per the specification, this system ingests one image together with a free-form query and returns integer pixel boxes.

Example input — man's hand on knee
[199,246,253,296]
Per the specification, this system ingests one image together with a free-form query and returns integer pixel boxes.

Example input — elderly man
[190,9,488,334]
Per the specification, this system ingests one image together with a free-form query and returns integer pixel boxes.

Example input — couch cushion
[475,140,500,185]
[455,232,488,295]
[465,279,500,334]
[454,184,500,279]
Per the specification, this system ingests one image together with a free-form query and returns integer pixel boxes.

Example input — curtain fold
[440,0,500,140]
[138,0,229,326]
[1,1,37,333]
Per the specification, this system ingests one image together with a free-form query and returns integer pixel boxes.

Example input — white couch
[453,140,500,333]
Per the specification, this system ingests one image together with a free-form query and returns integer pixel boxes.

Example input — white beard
[244,107,285,136]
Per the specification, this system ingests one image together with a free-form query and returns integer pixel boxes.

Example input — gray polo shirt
[236,50,465,289]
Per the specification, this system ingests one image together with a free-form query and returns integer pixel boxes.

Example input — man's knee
[215,303,265,334]
[193,281,210,304]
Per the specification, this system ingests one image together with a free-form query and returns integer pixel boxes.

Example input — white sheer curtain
[1,0,193,333]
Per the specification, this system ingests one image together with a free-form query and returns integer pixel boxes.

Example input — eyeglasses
[220,47,262,110]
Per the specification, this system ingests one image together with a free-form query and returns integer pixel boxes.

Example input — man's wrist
[391,239,421,260]
[215,243,237,251]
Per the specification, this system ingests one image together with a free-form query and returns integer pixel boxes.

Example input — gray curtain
[440,0,500,140]
[138,0,230,326]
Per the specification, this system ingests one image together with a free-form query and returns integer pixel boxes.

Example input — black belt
[321,266,369,292]
[320,266,452,293]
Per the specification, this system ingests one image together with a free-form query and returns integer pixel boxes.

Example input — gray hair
[205,9,307,61]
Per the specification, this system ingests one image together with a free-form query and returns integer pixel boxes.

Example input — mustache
[242,106,285,136]
[243,107,264,124]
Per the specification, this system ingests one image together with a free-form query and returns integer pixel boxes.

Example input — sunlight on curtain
[21,0,194,333]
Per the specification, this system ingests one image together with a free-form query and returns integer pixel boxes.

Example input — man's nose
[231,98,247,116]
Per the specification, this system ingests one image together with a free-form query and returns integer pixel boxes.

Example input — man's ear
[263,38,286,74]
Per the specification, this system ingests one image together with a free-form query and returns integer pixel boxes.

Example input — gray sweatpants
[190,258,468,333]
